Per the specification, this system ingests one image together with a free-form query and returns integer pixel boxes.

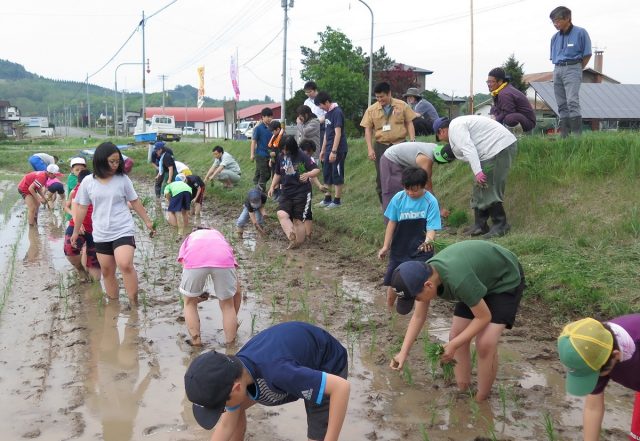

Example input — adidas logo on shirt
[301,388,314,400]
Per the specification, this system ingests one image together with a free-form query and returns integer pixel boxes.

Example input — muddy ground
[0,180,633,441]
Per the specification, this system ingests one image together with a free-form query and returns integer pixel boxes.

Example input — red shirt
[68,186,93,233]
[18,171,47,195]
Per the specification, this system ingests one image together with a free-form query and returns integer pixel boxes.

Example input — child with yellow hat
[557,314,640,440]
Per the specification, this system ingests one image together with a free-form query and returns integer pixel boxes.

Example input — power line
[88,25,139,79]
[242,28,284,67]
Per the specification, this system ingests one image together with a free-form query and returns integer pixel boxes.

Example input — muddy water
[0,180,634,441]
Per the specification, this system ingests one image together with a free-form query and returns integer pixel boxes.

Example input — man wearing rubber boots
[433,115,517,238]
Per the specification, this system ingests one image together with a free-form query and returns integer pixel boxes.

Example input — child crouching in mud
[178,227,241,347]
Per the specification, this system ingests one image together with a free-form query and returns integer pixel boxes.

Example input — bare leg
[180,210,189,236]
[293,219,306,247]
[386,286,397,312]
[449,316,473,393]
[219,297,239,344]
[474,323,506,401]
[183,296,203,346]
[334,184,343,199]
[304,220,313,239]
[276,210,295,244]
[114,244,138,305]
[25,195,40,226]
[167,211,178,227]
[97,253,119,300]
[66,254,90,280]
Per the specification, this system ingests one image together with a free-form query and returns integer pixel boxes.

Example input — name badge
[567,43,574,47]
[382,124,391,132]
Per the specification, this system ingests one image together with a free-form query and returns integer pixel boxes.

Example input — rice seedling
[402,364,414,385]
[368,321,378,355]
[250,313,257,334]
[0,228,22,315]
[321,302,328,325]
[299,292,310,322]
[543,412,558,441]
[481,416,499,441]
[498,383,508,420]
[418,423,430,441]
[469,390,480,422]
[178,293,184,309]
[285,290,291,315]
[424,340,455,382]
[271,295,278,323]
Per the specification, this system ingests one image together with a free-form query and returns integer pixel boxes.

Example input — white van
[236,120,258,139]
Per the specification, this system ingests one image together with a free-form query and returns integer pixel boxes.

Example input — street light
[115,62,143,136]
[358,0,374,106]
[281,0,294,124]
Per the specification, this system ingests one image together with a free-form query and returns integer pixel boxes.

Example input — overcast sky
[1,0,638,103]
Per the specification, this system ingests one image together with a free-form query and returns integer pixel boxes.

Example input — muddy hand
[390,353,405,370]
[417,240,433,253]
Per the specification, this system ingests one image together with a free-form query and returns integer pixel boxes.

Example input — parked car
[236,120,258,139]
[182,126,196,135]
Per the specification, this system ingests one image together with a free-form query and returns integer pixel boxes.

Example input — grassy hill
[0,59,272,119]
[1,131,638,320]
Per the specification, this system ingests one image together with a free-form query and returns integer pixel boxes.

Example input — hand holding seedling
[389,353,406,371]
[441,342,457,363]
[377,246,389,260]
[417,238,433,253]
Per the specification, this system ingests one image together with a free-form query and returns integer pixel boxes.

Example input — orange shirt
[360,97,415,144]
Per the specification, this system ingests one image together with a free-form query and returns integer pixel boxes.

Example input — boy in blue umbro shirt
[184,321,350,441]
[378,166,441,312]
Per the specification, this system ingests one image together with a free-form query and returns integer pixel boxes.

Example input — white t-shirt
[304,97,326,121]
[175,161,190,173]
[448,115,517,175]
[34,153,56,165]
[75,174,138,243]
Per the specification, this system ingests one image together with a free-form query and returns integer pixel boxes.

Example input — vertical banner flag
[230,55,240,101]
[197,66,205,108]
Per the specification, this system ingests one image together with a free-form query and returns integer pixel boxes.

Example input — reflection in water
[85,299,156,441]
[24,224,41,263]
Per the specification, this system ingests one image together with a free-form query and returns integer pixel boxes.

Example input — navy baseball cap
[154,141,166,150]
[248,188,263,209]
[184,351,243,430]
[390,261,433,315]
[432,117,449,135]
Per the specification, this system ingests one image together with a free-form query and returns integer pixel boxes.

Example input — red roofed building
[143,107,224,132]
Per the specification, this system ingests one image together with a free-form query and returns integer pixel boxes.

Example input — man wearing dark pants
[360,82,415,204]
[549,6,591,137]
[250,107,274,190]
[434,116,517,238]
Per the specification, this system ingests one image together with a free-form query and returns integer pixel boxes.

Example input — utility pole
[357,0,374,105]
[122,90,127,135]
[159,74,168,110]
[469,0,475,114]
[281,0,293,125]
[141,10,147,127]
[86,74,91,130]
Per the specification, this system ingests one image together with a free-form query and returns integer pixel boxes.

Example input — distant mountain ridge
[0,59,273,118]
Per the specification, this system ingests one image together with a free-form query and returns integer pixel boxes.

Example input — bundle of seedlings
[423,340,455,383]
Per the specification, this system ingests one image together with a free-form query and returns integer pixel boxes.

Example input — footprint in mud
[142,424,188,435]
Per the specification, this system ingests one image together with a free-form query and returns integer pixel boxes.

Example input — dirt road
[0,181,633,440]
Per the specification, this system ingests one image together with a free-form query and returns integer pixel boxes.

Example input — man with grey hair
[549,6,591,137]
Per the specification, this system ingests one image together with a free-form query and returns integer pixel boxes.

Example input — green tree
[503,54,526,93]
[285,89,307,123]
[300,27,368,124]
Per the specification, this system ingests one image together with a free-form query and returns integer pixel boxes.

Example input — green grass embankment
[1,132,638,320]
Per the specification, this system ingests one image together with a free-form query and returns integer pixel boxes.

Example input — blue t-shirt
[237,322,347,407]
[550,25,591,64]
[384,190,441,259]
[253,122,272,158]
[324,106,347,157]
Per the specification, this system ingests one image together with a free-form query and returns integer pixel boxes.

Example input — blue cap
[154,141,166,150]
[432,117,449,134]
[390,261,432,315]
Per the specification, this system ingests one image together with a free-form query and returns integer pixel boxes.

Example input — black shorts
[453,265,525,329]
[383,252,434,286]
[277,192,313,221]
[94,236,136,255]
[304,363,348,440]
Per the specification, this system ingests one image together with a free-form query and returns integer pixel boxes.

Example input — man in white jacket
[433,116,517,238]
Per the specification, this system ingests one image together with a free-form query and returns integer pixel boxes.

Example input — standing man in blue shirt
[184,321,350,441]
[315,91,348,209]
[549,6,591,137]
[250,107,274,190]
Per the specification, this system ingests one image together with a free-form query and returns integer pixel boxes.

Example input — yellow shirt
[360,97,415,144]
